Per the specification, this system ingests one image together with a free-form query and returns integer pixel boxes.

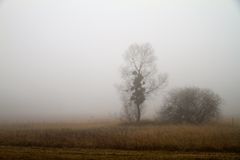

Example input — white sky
[0,0,240,122]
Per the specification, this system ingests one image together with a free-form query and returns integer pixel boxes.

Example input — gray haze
[0,0,240,122]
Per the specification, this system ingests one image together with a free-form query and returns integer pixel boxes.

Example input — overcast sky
[0,0,240,122]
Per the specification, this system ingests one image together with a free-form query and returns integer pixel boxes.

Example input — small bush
[158,87,222,124]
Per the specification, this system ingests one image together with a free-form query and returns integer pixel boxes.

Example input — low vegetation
[0,146,239,160]
[0,120,239,152]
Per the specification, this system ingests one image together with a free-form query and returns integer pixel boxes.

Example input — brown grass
[0,121,239,152]
[0,146,239,160]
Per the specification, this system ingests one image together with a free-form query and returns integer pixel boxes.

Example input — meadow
[0,119,239,159]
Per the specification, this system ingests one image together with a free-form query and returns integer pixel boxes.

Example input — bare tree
[158,87,222,124]
[118,43,167,122]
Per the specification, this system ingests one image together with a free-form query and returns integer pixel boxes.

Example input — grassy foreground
[0,120,239,159]
[0,146,239,160]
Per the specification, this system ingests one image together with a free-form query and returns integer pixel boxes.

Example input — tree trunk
[136,104,141,122]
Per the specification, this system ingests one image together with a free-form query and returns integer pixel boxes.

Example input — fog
[0,0,239,122]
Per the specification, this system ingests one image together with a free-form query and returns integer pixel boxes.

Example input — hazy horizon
[0,0,240,122]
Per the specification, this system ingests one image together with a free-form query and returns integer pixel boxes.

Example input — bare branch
[118,43,168,122]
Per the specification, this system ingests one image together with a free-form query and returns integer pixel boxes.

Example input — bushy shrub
[158,87,222,124]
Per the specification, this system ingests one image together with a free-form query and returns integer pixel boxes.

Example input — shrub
[158,87,222,124]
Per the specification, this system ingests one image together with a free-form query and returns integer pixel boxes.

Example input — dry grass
[0,146,239,160]
[0,120,239,152]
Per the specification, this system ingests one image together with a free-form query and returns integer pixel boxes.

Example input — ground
[0,146,239,160]
[0,120,239,160]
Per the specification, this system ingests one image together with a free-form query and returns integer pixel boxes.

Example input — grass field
[0,120,239,159]
[0,146,240,160]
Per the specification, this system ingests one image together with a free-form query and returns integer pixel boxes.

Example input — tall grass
[0,121,239,152]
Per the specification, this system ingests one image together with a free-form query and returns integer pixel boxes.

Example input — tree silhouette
[158,87,222,124]
[119,43,167,122]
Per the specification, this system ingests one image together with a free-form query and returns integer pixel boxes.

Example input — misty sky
[0,0,240,122]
